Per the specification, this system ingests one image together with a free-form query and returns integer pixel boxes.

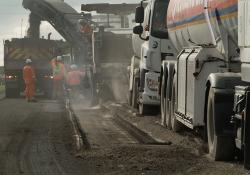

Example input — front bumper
[140,71,160,105]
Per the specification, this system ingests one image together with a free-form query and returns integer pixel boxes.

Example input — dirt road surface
[0,98,87,175]
[0,97,250,175]
[70,98,250,175]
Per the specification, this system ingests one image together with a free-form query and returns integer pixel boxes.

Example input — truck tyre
[128,90,132,106]
[170,74,182,132]
[161,72,172,129]
[160,77,167,126]
[161,72,171,127]
[139,103,150,115]
[132,77,139,109]
[207,88,235,160]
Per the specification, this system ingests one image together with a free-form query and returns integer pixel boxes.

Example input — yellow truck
[4,38,67,98]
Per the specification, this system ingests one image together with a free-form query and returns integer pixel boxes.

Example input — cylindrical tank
[167,0,238,52]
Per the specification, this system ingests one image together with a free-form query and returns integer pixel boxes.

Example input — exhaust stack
[27,13,41,39]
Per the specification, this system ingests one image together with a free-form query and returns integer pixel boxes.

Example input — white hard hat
[56,56,62,61]
[25,58,32,64]
[70,64,77,70]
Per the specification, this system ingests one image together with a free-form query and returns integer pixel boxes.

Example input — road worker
[52,56,66,99]
[79,20,93,44]
[79,19,93,34]
[67,64,85,99]
[23,58,37,102]
[81,24,93,34]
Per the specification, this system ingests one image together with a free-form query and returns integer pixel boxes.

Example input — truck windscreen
[151,0,169,39]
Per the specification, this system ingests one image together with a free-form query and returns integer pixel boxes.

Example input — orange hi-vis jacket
[23,65,36,84]
[52,63,65,81]
[67,70,85,86]
[81,24,93,34]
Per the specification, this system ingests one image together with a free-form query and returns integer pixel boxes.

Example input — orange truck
[4,38,66,98]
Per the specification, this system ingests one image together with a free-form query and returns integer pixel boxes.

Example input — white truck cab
[129,0,176,115]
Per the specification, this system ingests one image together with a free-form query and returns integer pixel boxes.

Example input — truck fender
[205,72,242,136]
[207,72,242,89]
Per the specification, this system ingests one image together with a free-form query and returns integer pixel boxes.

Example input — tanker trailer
[134,0,250,168]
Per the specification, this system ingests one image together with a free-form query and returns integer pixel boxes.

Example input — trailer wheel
[161,72,171,127]
[132,77,139,109]
[139,103,149,115]
[128,90,132,106]
[161,73,167,126]
[207,88,235,160]
[170,74,182,132]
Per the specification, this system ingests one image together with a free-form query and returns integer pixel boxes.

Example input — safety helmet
[25,58,32,64]
[70,64,77,70]
[56,56,62,61]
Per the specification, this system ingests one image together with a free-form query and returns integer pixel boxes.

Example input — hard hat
[56,56,62,61]
[25,58,32,64]
[70,64,77,70]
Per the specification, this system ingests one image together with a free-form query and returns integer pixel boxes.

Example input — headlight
[44,75,54,79]
[5,75,18,80]
[146,78,159,91]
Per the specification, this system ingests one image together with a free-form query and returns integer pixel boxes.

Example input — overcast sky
[0,0,138,66]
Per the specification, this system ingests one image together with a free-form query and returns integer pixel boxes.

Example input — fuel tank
[167,0,238,52]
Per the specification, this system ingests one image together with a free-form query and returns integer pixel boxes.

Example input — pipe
[48,33,52,40]
[204,0,217,46]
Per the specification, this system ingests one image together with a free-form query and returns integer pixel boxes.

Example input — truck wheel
[161,72,171,127]
[170,74,182,132]
[161,74,166,126]
[139,103,159,115]
[207,88,235,160]
[128,90,132,106]
[161,72,172,129]
[166,103,172,129]
[139,103,150,115]
[132,77,139,109]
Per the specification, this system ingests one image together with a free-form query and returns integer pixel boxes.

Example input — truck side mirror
[133,26,143,35]
[135,6,144,23]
